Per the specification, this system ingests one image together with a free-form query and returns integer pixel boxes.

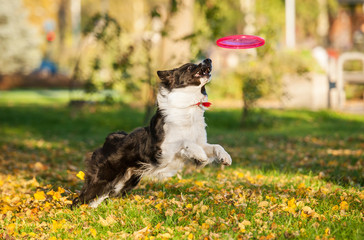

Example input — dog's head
[157,58,212,94]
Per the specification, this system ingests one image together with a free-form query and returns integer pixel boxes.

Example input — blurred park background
[0,0,364,116]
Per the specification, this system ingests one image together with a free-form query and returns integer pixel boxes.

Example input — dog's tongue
[201,102,212,107]
[196,102,212,108]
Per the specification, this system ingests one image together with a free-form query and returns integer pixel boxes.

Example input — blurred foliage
[255,0,285,55]
[235,0,339,126]
[0,0,42,74]
[71,13,134,103]
[345,84,364,100]
[7,0,343,123]
[190,0,242,59]
[296,0,321,41]
[236,50,321,125]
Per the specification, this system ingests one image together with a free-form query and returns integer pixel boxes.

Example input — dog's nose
[203,58,212,65]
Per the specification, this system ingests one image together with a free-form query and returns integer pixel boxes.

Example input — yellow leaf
[27,177,39,187]
[44,202,52,210]
[205,219,215,225]
[76,171,85,180]
[302,206,314,215]
[325,228,330,235]
[238,222,246,232]
[6,223,16,234]
[98,215,116,226]
[34,191,46,201]
[134,195,142,202]
[359,192,364,200]
[155,203,163,211]
[47,190,55,196]
[201,205,209,213]
[34,161,47,171]
[194,181,205,187]
[90,228,97,237]
[156,191,165,198]
[241,220,251,226]
[301,211,309,219]
[186,204,193,209]
[158,233,172,239]
[219,223,227,230]
[133,226,150,238]
[155,223,162,230]
[332,205,339,211]
[340,201,349,211]
[188,233,194,240]
[266,233,276,240]
[266,195,276,202]
[57,187,65,194]
[52,191,62,201]
[288,198,296,208]
[236,172,244,178]
[52,219,66,232]
[201,223,210,229]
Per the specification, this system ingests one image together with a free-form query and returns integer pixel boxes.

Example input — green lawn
[0,90,363,239]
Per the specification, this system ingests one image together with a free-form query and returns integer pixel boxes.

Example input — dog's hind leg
[119,174,141,196]
[109,168,141,198]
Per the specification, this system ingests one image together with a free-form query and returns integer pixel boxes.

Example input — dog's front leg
[203,144,232,166]
[178,141,209,166]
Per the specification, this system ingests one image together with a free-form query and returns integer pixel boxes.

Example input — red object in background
[46,31,55,42]
[216,35,265,49]
[326,48,339,59]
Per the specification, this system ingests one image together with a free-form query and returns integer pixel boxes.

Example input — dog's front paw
[181,143,209,165]
[214,145,232,166]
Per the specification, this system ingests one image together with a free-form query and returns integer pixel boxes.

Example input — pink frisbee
[216,35,265,49]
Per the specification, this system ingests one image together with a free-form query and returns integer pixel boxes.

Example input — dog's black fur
[72,59,213,207]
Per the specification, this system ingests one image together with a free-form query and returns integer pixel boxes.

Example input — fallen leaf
[34,191,46,201]
[76,171,85,180]
[165,208,174,217]
[90,228,97,237]
[258,201,269,208]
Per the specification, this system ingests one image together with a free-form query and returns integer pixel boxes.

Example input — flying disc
[216,35,265,49]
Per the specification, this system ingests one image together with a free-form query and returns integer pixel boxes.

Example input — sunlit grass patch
[0,91,363,239]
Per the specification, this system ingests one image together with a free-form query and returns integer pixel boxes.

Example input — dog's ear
[157,70,174,88]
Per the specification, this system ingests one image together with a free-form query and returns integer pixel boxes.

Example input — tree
[0,0,41,74]
[70,13,134,104]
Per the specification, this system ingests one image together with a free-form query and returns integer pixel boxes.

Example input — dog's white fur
[141,75,232,180]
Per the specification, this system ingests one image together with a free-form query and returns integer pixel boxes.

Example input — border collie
[72,58,232,208]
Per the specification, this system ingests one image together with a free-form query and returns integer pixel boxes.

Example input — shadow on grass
[0,104,363,187]
[206,109,364,187]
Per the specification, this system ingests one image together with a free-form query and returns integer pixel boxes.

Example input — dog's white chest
[152,107,206,179]
[150,86,209,179]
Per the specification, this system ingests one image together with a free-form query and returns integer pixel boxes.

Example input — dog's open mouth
[194,66,211,78]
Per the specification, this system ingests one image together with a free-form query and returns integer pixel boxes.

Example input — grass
[0,90,363,239]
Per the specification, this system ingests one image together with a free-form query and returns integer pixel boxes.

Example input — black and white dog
[73,59,232,208]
